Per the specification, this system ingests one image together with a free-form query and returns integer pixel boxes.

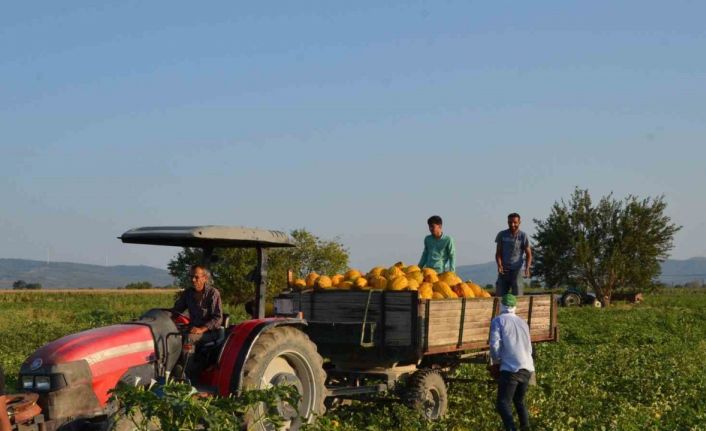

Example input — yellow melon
[315,275,332,289]
[424,273,439,283]
[338,281,353,290]
[457,283,475,298]
[305,272,319,288]
[433,281,457,298]
[406,278,420,291]
[369,275,388,290]
[439,272,462,286]
[422,267,437,277]
[292,279,306,289]
[389,276,409,291]
[419,286,433,299]
[367,266,385,277]
[404,265,421,274]
[408,271,424,284]
[331,274,345,287]
[467,282,483,297]
[432,292,445,299]
[385,266,404,280]
[353,277,368,289]
[344,269,362,281]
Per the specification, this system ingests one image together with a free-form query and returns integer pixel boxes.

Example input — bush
[110,379,300,431]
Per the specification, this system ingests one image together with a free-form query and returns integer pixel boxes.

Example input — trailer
[275,289,558,419]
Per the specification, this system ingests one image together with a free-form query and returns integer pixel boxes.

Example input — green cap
[501,293,517,307]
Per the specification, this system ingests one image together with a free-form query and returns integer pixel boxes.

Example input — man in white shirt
[490,294,535,431]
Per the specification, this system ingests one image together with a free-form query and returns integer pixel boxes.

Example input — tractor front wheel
[404,369,448,420]
[241,326,326,430]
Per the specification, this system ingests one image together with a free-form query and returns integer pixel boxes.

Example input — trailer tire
[241,326,326,430]
[404,369,447,421]
[561,292,582,307]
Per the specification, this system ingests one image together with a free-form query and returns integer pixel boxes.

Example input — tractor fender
[215,318,307,397]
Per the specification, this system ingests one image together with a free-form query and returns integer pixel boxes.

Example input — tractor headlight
[22,375,34,390]
[34,376,51,391]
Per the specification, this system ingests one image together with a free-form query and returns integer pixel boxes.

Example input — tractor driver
[172,264,223,378]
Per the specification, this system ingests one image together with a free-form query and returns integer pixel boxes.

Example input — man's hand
[523,267,531,278]
[189,326,207,335]
[497,266,504,275]
[487,363,501,380]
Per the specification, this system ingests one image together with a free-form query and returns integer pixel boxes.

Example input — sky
[1,1,705,271]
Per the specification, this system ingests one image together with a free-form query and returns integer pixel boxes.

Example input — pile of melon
[291,262,492,300]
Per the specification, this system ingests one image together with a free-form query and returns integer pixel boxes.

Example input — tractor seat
[201,314,230,349]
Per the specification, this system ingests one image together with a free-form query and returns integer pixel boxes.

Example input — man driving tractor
[171,264,224,379]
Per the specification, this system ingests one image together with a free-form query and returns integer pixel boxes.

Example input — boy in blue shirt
[419,215,456,273]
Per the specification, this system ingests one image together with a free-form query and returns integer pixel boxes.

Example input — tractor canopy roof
[119,226,294,248]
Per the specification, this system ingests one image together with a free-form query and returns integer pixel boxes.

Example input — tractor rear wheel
[241,326,326,430]
[404,369,448,420]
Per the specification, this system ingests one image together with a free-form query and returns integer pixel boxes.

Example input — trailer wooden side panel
[277,290,558,365]
[422,295,557,355]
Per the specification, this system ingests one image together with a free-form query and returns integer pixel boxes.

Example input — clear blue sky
[1,1,705,271]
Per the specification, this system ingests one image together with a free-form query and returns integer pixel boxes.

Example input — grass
[1,289,705,430]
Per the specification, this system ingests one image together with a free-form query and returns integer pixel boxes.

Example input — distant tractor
[560,288,603,308]
[560,288,643,307]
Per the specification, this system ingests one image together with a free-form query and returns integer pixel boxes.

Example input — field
[1,289,705,430]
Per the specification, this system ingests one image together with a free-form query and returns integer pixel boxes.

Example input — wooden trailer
[274,289,558,418]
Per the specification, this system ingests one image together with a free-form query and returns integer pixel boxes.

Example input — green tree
[124,281,153,290]
[533,188,681,305]
[167,229,348,304]
[12,280,27,290]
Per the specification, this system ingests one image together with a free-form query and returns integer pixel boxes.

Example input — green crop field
[1,289,705,430]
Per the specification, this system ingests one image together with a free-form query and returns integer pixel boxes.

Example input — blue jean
[496,269,523,296]
[496,369,531,431]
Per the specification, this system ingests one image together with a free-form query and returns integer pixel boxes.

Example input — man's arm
[489,318,503,365]
[172,291,188,313]
[447,237,456,273]
[523,234,532,277]
[204,290,224,331]
[495,243,504,274]
[524,245,532,278]
[418,237,429,268]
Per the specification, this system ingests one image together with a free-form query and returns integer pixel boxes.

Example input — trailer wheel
[404,369,447,420]
[241,326,326,430]
[561,292,582,307]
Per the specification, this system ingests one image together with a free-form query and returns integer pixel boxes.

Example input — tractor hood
[26,324,155,368]
[21,324,156,410]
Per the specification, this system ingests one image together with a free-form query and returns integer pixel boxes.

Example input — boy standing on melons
[419,215,456,274]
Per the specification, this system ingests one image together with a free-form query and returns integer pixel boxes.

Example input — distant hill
[456,257,706,287]
[0,259,174,289]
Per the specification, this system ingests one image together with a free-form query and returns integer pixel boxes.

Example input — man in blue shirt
[419,215,456,273]
[495,213,532,296]
[490,294,534,431]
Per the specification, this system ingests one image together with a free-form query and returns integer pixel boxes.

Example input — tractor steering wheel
[168,310,191,328]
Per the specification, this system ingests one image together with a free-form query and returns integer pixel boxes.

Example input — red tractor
[7,225,559,431]
[10,226,326,430]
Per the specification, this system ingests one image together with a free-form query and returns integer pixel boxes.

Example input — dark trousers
[496,269,523,296]
[497,369,531,431]
[183,330,219,381]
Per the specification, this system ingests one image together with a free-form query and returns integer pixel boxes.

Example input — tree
[533,188,681,306]
[12,280,41,290]
[124,281,153,290]
[167,229,349,305]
